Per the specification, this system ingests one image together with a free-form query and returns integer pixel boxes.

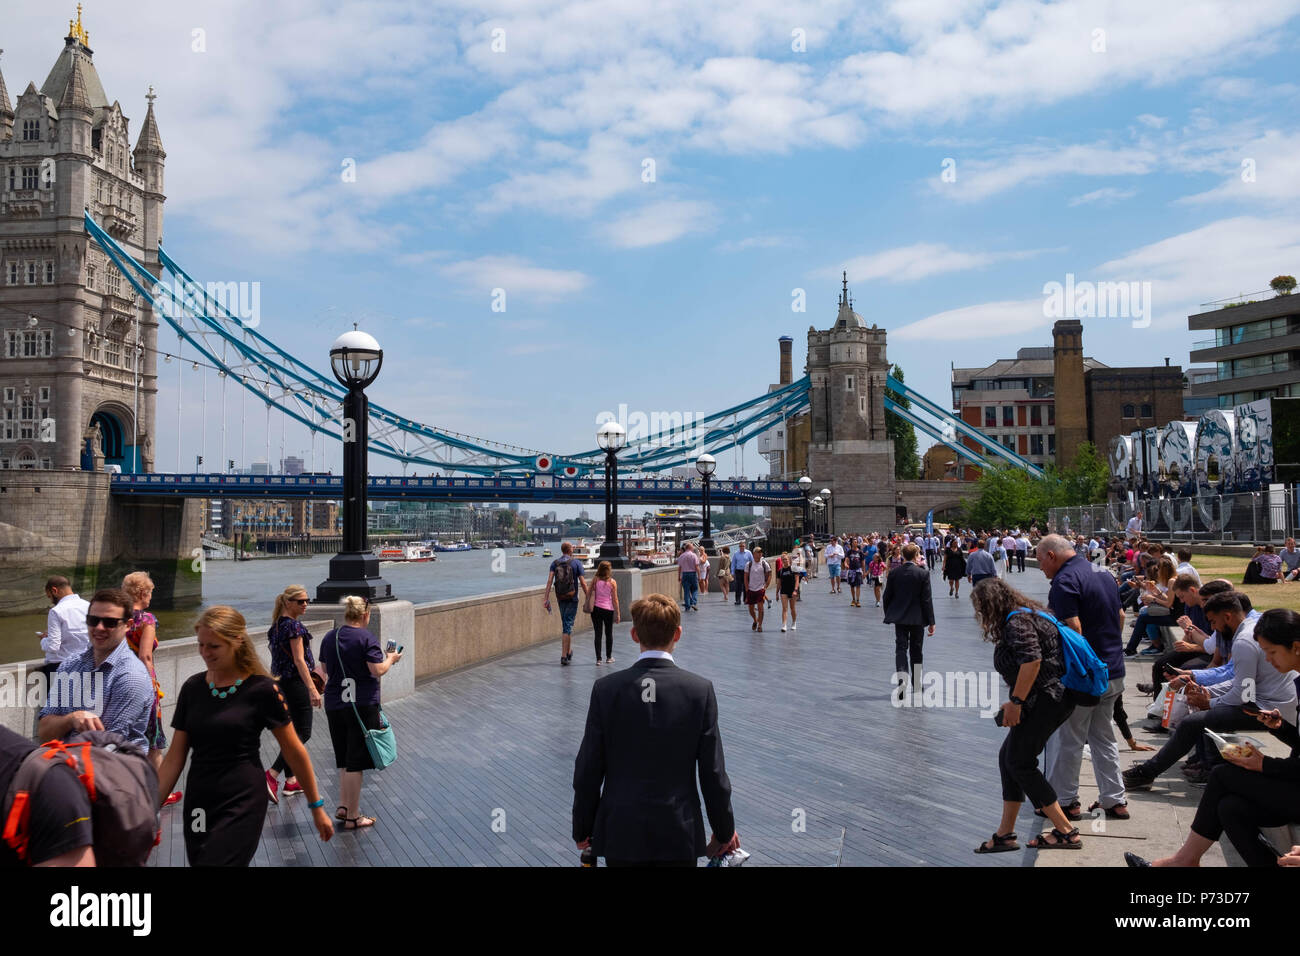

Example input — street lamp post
[316,330,392,604]
[597,421,627,568]
[697,453,717,555]
[820,488,832,536]
[798,475,812,539]
[812,497,826,536]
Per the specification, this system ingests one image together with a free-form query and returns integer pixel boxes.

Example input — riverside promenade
[148,566,1239,867]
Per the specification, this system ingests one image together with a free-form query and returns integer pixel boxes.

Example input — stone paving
[149,563,1254,866]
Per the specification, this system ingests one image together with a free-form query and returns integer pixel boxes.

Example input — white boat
[374,543,436,563]
[573,539,601,570]
[434,541,472,553]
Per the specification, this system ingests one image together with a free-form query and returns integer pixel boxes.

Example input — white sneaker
[781,625,787,632]
[791,623,796,631]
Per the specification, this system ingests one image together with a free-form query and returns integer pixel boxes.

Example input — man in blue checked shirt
[730,542,752,606]
[38,588,154,752]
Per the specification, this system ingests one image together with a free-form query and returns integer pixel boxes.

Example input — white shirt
[1126,516,1142,533]
[746,559,769,589]
[824,544,844,563]
[42,592,91,663]
[1176,562,1201,585]
[1016,537,1029,552]
[637,650,674,662]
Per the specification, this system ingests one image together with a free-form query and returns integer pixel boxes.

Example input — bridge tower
[0,9,163,474]
[805,273,897,532]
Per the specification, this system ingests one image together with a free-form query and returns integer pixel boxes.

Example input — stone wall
[1,567,681,735]
[0,472,201,614]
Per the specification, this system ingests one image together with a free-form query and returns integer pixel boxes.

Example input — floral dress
[126,609,166,750]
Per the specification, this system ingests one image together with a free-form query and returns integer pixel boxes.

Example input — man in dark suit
[882,542,935,689]
[572,593,739,866]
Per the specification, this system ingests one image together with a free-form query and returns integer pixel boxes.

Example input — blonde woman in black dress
[157,606,333,866]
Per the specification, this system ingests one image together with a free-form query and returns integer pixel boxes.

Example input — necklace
[208,675,244,699]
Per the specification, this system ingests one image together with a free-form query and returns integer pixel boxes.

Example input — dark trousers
[999,694,1074,807]
[271,676,313,775]
[1141,706,1261,778]
[1149,649,1209,699]
[733,577,743,604]
[1191,764,1300,866]
[592,607,614,658]
[894,624,925,681]
[1016,551,1026,572]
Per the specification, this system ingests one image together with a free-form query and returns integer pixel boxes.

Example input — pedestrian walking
[122,571,181,806]
[320,596,402,831]
[730,542,752,606]
[778,553,800,632]
[156,605,333,865]
[882,543,935,692]
[587,561,620,665]
[264,585,322,804]
[943,539,967,598]
[677,542,701,612]
[745,547,771,632]
[867,553,886,607]
[718,547,733,601]
[544,541,589,665]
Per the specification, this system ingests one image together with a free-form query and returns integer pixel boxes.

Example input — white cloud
[934,144,1158,202]
[893,299,1048,341]
[1135,114,1167,128]
[1176,130,1300,206]
[438,256,591,299]
[716,235,798,252]
[600,200,715,249]
[1068,187,1138,206]
[827,242,1045,283]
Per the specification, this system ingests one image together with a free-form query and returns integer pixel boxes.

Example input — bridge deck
[151,568,1049,867]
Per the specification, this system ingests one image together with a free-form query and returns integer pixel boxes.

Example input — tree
[1271,275,1296,296]
[886,363,919,480]
[961,441,1110,528]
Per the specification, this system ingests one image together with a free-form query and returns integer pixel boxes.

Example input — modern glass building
[1188,294,1300,408]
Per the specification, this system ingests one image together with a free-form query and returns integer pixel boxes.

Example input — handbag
[332,628,397,771]
[310,670,326,695]
[583,580,596,614]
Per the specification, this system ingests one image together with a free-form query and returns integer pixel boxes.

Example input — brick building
[951,320,1183,478]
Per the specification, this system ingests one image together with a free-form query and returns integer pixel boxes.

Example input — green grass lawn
[1190,556,1300,613]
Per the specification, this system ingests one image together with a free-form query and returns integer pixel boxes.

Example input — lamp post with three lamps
[697,452,717,556]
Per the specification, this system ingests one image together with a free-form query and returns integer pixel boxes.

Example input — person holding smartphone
[1126,609,1300,867]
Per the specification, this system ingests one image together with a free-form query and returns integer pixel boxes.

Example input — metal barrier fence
[1049,486,1300,544]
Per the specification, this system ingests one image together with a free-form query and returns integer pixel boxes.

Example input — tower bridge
[0,14,1030,613]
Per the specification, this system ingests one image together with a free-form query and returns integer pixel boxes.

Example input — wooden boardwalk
[152,567,1053,866]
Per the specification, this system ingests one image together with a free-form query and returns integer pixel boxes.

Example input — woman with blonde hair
[122,571,180,805]
[321,596,402,830]
[264,585,322,804]
[157,605,333,866]
[717,547,733,602]
[588,561,621,665]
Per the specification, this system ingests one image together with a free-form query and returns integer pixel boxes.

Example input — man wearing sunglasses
[37,588,155,752]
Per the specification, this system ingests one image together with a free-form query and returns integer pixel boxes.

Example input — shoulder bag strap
[333,628,371,734]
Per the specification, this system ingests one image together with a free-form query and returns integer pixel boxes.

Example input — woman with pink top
[589,561,621,665]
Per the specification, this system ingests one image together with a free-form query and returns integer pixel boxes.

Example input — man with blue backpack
[1036,534,1131,831]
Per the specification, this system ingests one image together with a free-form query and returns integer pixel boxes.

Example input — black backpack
[2,731,159,866]
[553,558,578,601]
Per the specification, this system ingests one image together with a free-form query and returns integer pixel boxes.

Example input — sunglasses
[86,614,128,629]
[293,598,309,605]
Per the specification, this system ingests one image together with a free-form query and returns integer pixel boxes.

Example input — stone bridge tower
[0,8,164,473]
[805,274,896,532]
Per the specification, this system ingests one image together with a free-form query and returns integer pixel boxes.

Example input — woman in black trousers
[970,578,1080,853]
[1127,609,1300,867]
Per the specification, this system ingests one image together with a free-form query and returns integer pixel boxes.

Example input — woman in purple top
[265,585,322,804]
[320,596,402,830]
[123,571,181,806]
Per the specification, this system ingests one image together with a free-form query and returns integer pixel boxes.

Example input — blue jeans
[680,572,698,609]
[559,599,579,635]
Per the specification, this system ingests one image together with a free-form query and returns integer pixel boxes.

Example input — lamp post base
[316,551,393,605]
[597,540,626,569]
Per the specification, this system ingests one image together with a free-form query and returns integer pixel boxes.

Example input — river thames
[1,547,571,665]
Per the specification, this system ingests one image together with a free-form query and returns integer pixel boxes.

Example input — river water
[1,547,565,666]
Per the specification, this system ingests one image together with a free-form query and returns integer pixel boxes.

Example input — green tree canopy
[886,363,919,480]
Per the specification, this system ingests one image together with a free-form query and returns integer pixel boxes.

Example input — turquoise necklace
[208,675,244,699]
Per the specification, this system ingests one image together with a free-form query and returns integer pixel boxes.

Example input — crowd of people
[3,576,401,867]
[9,510,1300,870]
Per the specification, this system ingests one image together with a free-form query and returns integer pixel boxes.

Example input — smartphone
[397,645,404,654]
[1162,663,1180,677]
[994,709,1005,727]
[1241,701,1262,715]
[1259,831,1284,858]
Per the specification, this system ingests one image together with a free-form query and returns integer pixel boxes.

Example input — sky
[6,0,1300,482]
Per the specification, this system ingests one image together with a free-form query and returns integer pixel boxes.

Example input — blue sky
[7,0,1300,479]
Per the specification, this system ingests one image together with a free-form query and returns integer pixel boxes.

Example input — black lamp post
[697,452,717,555]
[798,475,812,538]
[820,487,832,536]
[812,495,824,536]
[316,330,392,604]
[597,421,626,568]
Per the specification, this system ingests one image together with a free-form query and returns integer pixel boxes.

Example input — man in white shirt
[39,576,90,680]
[1015,534,1029,572]
[1126,512,1143,535]
[1174,548,1201,586]
[1282,538,1300,581]
[1000,533,1018,574]
[824,538,845,594]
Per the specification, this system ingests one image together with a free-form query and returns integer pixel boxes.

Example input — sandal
[1089,800,1130,820]
[335,805,347,821]
[1034,800,1082,821]
[974,832,1019,854]
[1028,827,1082,850]
[343,816,376,830]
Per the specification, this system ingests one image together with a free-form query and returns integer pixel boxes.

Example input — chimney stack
[778,336,793,385]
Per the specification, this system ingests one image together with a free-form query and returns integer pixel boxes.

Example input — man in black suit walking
[882,542,936,690]
[572,593,739,866]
